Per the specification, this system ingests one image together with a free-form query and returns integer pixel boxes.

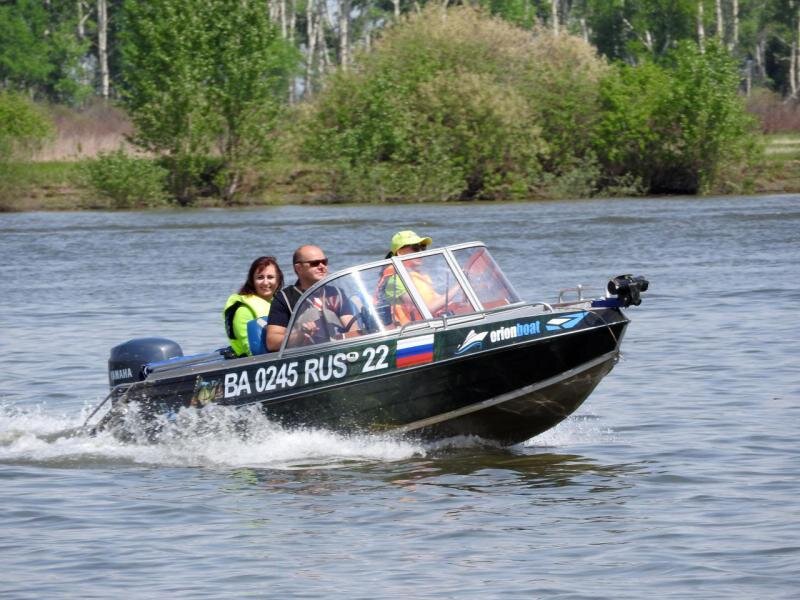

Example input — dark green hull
[97,305,628,446]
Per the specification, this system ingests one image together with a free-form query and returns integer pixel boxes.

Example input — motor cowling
[108,337,183,388]
[607,275,649,307]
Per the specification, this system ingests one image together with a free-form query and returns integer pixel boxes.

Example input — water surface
[1,195,798,598]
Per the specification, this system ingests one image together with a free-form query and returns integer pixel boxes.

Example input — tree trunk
[551,0,559,35]
[318,0,333,73]
[794,5,800,98]
[288,0,296,44]
[287,0,296,103]
[77,0,90,38]
[392,0,400,19]
[339,0,351,70]
[754,38,765,84]
[793,7,800,98]
[305,0,316,98]
[715,0,724,42]
[268,0,278,23]
[697,1,705,53]
[745,58,752,95]
[731,0,739,52]
[97,0,109,98]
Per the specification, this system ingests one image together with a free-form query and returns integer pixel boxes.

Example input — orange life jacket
[374,265,420,325]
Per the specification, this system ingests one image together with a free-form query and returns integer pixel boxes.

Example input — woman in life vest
[223,256,284,356]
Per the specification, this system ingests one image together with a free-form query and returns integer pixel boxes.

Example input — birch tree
[97,0,109,98]
[698,0,706,51]
[339,0,352,69]
[551,0,559,34]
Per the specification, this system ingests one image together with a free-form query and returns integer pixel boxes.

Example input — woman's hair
[239,256,284,296]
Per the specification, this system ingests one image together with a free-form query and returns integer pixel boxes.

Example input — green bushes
[299,7,759,200]
[0,91,54,204]
[594,42,759,194]
[84,149,169,208]
[0,91,53,162]
[299,7,564,201]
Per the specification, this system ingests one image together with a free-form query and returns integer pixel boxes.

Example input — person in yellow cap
[384,230,433,259]
[376,230,446,325]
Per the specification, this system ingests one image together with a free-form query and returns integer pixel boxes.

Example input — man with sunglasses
[266,245,355,350]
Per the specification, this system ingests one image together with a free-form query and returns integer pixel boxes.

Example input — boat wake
[0,400,612,469]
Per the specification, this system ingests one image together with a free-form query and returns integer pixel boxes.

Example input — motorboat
[86,242,648,446]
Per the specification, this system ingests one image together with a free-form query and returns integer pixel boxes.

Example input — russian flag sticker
[396,334,435,368]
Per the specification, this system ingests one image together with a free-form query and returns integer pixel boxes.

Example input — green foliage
[84,149,169,208]
[0,0,91,104]
[119,0,298,204]
[300,7,615,201]
[0,91,53,162]
[593,42,759,194]
[521,32,610,173]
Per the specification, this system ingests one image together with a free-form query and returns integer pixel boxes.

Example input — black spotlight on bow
[607,274,650,307]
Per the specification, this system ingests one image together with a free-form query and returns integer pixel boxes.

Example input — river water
[1,195,798,598]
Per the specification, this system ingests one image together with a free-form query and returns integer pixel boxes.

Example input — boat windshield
[285,264,390,349]
[284,244,519,349]
[451,246,521,309]
[394,253,476,321]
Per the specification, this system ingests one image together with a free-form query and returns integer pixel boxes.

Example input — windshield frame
[275,241,522,356]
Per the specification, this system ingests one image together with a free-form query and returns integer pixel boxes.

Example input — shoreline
[2,151,799,212]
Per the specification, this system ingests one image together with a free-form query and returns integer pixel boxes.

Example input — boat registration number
[223,344,391,399]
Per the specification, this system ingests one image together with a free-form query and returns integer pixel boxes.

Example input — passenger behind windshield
[376,230,474,324]
[267,245,358,350]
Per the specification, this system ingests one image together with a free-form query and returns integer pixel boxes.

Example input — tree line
[1,0,800,104]
[0,1,780,204]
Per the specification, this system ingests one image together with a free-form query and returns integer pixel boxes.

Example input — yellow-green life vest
[223,293,272,356]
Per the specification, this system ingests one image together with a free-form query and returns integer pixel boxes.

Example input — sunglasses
[296,258,329,268]
[407,244,427,252]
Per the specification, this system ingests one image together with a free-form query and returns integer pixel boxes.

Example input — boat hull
[255,321,624,445]
[96,307,627,446]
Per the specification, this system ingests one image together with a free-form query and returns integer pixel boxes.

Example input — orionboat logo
[455,330,488,355]
[489,321,541,344]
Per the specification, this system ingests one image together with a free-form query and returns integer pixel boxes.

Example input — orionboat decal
[489,320,542,344]
[455,330,488,355]
[448,313,592,358]
[396,334,435,368]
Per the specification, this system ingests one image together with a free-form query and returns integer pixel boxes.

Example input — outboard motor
[607,275,650,307]
[108,337,183,389]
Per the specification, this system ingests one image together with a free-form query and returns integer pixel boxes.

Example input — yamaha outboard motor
[108,337,183,389]
[607,275,650,307]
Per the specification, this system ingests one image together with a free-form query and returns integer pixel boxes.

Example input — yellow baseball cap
[390,230,433,255]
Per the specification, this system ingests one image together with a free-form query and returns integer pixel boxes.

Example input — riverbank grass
[0,161,101,211]
[3,133,800,210]
[753,133,800,193]
[763,133,800,158]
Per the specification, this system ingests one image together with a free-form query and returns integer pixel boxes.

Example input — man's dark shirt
[268,283,304,329]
